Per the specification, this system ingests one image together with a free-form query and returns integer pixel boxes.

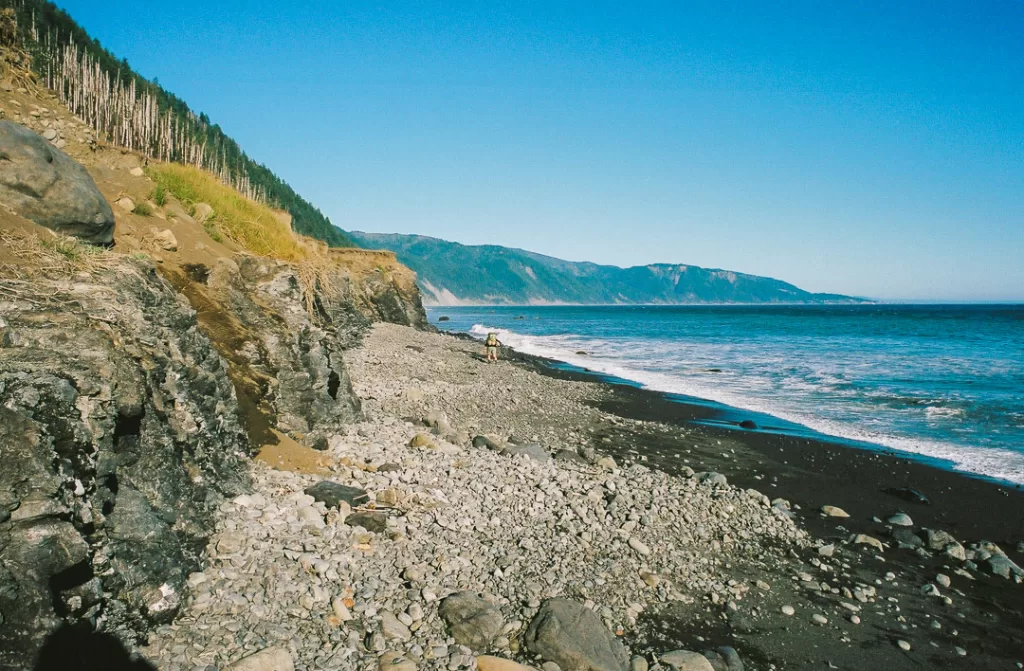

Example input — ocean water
[431,304,1024,484]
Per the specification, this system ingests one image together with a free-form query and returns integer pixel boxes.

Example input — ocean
[430,304,1024,485]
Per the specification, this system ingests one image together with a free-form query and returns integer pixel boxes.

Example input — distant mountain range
[347,232,868,306]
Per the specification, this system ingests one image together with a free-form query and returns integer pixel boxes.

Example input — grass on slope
[147,163,305,262]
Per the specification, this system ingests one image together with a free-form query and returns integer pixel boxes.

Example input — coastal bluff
[0,85,427,668]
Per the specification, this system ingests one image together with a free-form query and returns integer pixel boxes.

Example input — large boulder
[0,121,115,244]
[524,599,629,671]
[439,592,505,651]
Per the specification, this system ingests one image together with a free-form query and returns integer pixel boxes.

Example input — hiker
[484,332,502,362]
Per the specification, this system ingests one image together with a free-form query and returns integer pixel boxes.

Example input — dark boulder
[524,599,629,671]
[890,528,924,548]
[472,434,503,451]
[0,121,115,244]
[555,449,591,465]
[345,511,388,533]
[704,647,744,671]
[438,591,506,651]
[305,481,370,508]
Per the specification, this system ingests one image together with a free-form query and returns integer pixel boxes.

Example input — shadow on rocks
[33,623,156,671]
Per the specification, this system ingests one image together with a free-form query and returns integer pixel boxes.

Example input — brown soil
[255,430,334,475]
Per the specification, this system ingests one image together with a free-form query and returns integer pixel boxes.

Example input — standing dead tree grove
[46,38,264,202]
[1,0,355,248]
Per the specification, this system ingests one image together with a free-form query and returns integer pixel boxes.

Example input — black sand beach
[511,348,1024,669]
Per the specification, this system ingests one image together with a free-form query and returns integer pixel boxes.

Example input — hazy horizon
[56,0,1024,301]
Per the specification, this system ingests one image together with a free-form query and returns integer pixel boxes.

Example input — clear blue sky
[57,0,1023,300]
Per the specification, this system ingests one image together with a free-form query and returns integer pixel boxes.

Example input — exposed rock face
[0,256,249,669]
[0,120,115,244]
[166,255,367,449]
[327,248,428,329]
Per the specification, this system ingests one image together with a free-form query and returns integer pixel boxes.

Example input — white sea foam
[470,323,1024,484]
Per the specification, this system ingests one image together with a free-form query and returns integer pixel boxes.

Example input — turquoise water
[432,305,1024,484]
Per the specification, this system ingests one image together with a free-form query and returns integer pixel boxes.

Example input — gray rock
[502,443,551,462]
[473,435,504,451]
[987,555,1024,580]
[346,511,388,533]
[697,472,728,487]
[891,528,923,548]
[943,541,967,561]
[305,481,370,508]
[439,591,505,651]
[224,647,295,671]
[154,228,178,251]
[524,599,629,671]
[193,202,214,224]
[924,528,958,551]
[659,651,714,671]
[379,651,417,671]
[713,647,743,671]
[380,611,412,641]
[554,449,591,465]
[886,512,913,527]
[0,121,115,243]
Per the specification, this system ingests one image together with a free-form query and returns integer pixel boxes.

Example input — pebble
[812,614,828,625]
[781,605,795,616]
[886,513,913,527]
[897,640,911,652]
[821,505,849,518]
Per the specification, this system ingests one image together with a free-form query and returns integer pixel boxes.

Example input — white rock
[628,537,651,556]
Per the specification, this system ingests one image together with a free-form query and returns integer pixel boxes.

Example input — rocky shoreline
[140,324,1024,671]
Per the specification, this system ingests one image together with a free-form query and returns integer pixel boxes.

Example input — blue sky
[57,1,1023,300]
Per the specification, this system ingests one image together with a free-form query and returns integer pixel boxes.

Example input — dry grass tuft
[147,163,306,262]
[0,228,117,278]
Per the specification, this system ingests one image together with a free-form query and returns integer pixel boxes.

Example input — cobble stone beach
[142,324,1024,670]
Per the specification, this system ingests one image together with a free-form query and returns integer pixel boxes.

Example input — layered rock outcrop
[0,254,250,668]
